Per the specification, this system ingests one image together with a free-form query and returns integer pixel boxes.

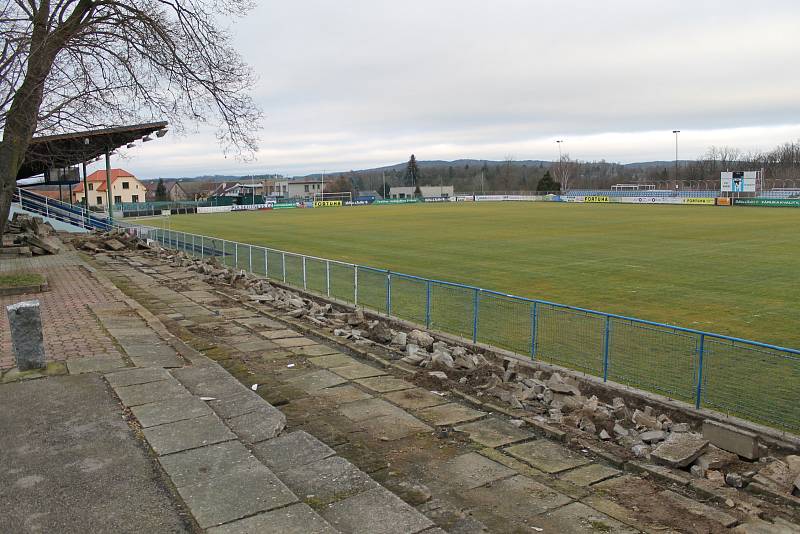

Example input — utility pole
[382,171,386,199]
[480,169,484,194]
[321,170,325,201]
[672,130,680,184]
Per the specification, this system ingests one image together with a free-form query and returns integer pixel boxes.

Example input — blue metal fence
[123,224,800,434]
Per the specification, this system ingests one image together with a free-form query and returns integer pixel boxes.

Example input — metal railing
[13,188,113,231]
[116,223,800,434]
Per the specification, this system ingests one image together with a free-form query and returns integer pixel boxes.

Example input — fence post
[326,260,331,297]
[200,236,204,259]
[602,316,611,382]
[354,266,359,305]
[530,302,538,359]
[302,256,307,289]
[192,234,196,256]
[45,196,49,217]
[386,272,392,315]
[264,249,269,278]
[695,334,706,409]
[472,288,480,344]
[282,252,287,283]
[249,245,253,273]
[425,280,432,328]
[222,240,226,265]
[234,242,239,269]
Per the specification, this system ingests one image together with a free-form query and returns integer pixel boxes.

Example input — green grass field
[142,202,800,431]
[147,202,799,348]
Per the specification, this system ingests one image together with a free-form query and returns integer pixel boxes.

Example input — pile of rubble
[70,229,150,253]
[1,213,61,257]
[95,243,800,502]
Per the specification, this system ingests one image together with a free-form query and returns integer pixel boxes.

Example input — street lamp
[556,140,564,160]
[672,130,680,184]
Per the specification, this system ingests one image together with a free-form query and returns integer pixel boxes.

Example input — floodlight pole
[82,161,89,209]
[672,130,680,184]
[105,149,113,222]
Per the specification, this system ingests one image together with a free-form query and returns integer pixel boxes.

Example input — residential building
[168,180,213,201]
[389,186,454,199]
[211,182,264,197]
[264,179,325,199]
[73,169,147,207]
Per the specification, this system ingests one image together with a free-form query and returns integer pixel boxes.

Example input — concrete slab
[105,367,173,387]
[464,474,572,518]
[536,501,639,533]
[232,338,279,353]
[225,404,286,444]
[176,465,297,528]
[434,452,515,490]
[331,362,387,380]
[359,412,432,441]
[290,344,342,357]
[383,388,450,410]
[454,417,533,447]
[207,503,338,534]
[321,487,434,534]
[504,440,591,474]
[274,336,319,348]
[158,441,262,488]
[207,390,267,419]
[703,419,760,460]
[251,430,336,472]
[417,402,486,427]
[285,369,348,392]
[311,385,373,404]
[132,396,214,428]
[215,307,255,319]
[559,463,621,486]
[67,356,128,374]
[279,456,379,506]
[308,353,358,368]
[0,374,191,533]
[259,329,303,340]
[659,489,738,528]
[113,378,192,407]
[339,397,409,422]
[651,432,709,468]
[234,316,285,329]
[173,367,247,399]
[354,376,415,393]
[142,414,237,456]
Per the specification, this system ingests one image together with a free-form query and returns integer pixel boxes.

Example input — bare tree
[0,0,262,234]
[553,153,576,192]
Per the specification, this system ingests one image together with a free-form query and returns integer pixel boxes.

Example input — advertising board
[474,195,546,202]
[682,198,715,205]
[374,199,419,205]
[584,196,610,203]
[734,198,800,207]
[313,200,343,208]
[231,202,275,211]
[197,205,233,214]
[721,171,758,192]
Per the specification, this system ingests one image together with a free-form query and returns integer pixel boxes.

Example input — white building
[73,168,147,207]
[264,179,325,198]
[389,186,454,199]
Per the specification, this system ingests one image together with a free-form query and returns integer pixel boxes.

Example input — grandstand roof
[17,122,168,181]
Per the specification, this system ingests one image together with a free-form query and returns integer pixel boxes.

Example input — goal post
[313,191,352,203]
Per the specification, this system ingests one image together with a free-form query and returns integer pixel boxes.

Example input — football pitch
[146,202,800,348]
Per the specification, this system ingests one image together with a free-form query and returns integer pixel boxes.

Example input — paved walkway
[0,252,121,369]
[3,247,798,533]
[87,248,800,534]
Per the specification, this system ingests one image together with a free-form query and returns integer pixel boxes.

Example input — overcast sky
[106,1,800,179]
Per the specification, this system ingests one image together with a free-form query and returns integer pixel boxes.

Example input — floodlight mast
[672,130,680,184]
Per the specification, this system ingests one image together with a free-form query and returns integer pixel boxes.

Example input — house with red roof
[72,169,146,207]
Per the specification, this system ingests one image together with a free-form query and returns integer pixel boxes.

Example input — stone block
[279,456,378,506]
[6,300,45,371]
[702,419,759,460]
[207,503,337,534]
[225,404,286,444]
[321,487,434,534]
[651,432,709,468]
[251,430,335,472]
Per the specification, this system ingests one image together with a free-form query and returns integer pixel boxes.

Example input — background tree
[553,153,576,192]
[536,171,560,193]
[404,154,421,187]
[0,0,261,234]
[155,178,167,201]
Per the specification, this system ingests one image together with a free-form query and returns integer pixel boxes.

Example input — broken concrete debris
[1,213,61,257]
[78,232,800,503]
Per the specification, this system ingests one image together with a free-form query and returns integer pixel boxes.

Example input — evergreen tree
[536,171,561,193]
[155,178,168,201]
[404,154,421,187]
